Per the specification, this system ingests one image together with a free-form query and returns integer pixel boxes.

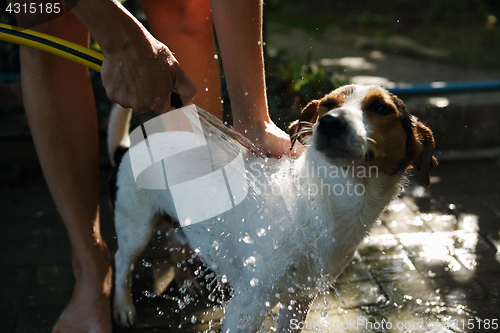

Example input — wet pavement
[1,144,500,332]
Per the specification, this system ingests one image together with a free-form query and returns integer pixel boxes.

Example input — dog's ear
[289,100,320,149]
[409,116,438,187]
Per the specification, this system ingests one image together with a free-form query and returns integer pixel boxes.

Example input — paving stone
[450,231,496,255]
[380,278,441,306]
[1,304,19,333]
[381,198,433,234]
[337,255,372,283]
[476,214,500,235]
[398,232,475,278]
[419,212,458,232]
[304,307,379,333]
[410,193,444,214]
[367,256,422,282]
[485,230,500,253]
[454,168,499,195]
[475,193,500,217]
[371,303,475,333]
[410,253,469,278]
[461,301,500,330]
[476,273,500,303]
[437,194,497,219]
[26,264,74,308]
[14,305,61,333]
[369,219,392,236]
[454,252,500,274]
[329,280,386,308]
[398,231,455,255]
[0,266,34,331]
[0,266,33,299]
[357,234,404,260]
[384,216,432,234]
[426,162,473,196]
[431,277,489,304]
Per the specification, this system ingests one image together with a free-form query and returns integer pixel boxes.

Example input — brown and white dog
[108,84,436,332]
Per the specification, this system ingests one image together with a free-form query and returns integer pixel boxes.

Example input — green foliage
[262,49,346,130]
[266,49,344,111]
[265,0,500,69]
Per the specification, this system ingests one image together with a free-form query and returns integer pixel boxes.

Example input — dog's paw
[113,298,137,327]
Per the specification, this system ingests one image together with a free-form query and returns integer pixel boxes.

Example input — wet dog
[108,84,436,332]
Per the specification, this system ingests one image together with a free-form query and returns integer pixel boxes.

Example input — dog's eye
[372,103,395,115]
[319,101,338,110]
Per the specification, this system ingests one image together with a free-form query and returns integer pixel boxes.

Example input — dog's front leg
[276,296,314,333]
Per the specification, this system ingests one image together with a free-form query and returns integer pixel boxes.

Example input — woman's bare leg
[17,10,112,333]
[141,0,223,119]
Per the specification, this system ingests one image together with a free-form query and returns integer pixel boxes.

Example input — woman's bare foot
[53,244,113,333]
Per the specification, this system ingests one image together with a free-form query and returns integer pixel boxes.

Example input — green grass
[265,0,500,69]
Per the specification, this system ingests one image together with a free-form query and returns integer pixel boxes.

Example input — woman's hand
[70,0,198,114]
[100,35,198,114]
[234,119,304,158]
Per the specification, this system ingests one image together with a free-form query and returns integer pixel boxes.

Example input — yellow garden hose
[0,23,183,106]
[0,23,104,72]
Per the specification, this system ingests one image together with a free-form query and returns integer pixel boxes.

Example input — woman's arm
[68,0,198,114]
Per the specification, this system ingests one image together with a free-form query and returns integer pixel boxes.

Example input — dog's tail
[107,104,132,167]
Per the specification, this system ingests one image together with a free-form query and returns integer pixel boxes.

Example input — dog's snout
[318,114,347,137]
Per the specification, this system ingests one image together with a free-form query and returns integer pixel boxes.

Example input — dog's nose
[318,114,347,137]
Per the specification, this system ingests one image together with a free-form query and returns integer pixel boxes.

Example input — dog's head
[289,84,437,186]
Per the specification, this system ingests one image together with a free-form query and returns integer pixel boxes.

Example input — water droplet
[250,278,259,287]
[244,256,256,266]
[221,275,227,283]
[205,87,209,91]
[191,315,197,324]
[245,92,249,96]
[288,287,295,293]
[257,228,266,237]
[257,40,262,45]
[214,54,219,59]
[240,233,253,244]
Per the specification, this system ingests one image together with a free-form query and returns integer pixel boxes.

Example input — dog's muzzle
[317,114,347,138]
[314,113,350,154]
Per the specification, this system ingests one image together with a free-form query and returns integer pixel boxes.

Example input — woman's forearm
[211,0,270,130]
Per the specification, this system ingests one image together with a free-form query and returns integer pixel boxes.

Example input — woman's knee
[16,3,89,45]
[141,0,214,37]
